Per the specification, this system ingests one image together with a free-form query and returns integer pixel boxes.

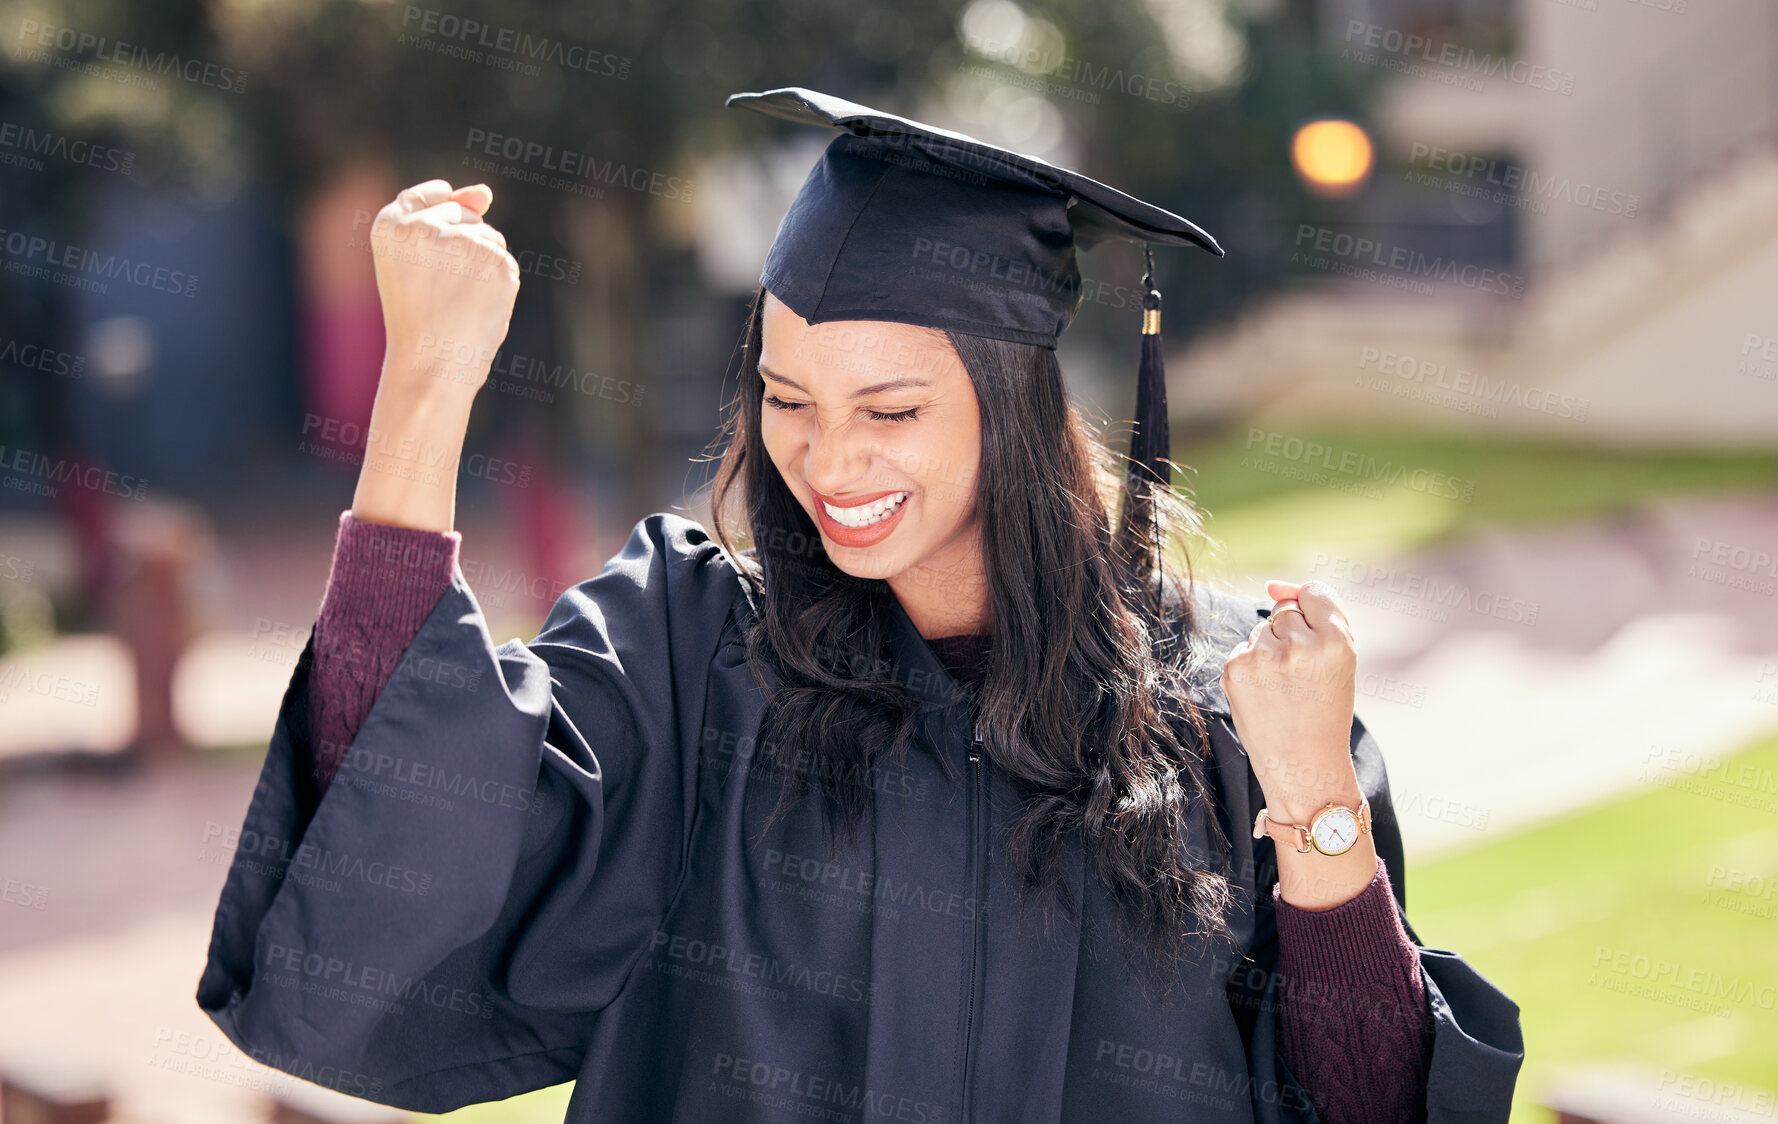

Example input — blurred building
[1181,0,1778,445]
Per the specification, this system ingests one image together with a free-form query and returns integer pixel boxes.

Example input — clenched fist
[1220,579,1363,823]
[370,179,520,399]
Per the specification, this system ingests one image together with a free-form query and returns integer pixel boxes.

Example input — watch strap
[1253,807,1312,853]
[1252,796,1371,855]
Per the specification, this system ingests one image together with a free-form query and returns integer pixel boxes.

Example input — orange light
[1292,120,1373,196]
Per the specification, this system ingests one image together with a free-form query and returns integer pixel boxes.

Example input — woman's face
[758,291,982,585]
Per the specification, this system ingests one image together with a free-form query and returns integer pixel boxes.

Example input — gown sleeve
[195,511,746,1113]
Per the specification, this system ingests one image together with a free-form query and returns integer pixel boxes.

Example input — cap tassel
[1131,248,1169,492]
[1109,243,1166,615]
[1119,244,1170,611]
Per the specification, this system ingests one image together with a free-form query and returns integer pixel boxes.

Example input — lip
[812,488,905,508]
[811,487,910,548]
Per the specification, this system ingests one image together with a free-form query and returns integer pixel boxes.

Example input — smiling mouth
[820,491,909,528]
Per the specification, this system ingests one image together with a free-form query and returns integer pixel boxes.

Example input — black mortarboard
[725,87,1224,582]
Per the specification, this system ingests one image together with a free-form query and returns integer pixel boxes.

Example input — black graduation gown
[196,513,1524,1122]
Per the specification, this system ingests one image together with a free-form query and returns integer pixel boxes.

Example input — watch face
[1311,808,1360,855]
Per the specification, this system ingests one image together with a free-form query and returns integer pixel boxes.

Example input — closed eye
[764,395,920,424]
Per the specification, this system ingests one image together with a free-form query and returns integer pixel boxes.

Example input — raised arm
[295,177,515,809]
[1221,579,1433,1119]
[198,183,750,1112]
[1196,580,1523,1122]
[350,177,518,533]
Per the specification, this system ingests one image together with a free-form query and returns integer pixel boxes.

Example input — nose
[802,414,874,495]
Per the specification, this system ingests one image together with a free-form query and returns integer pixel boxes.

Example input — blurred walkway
[0,494,641,760]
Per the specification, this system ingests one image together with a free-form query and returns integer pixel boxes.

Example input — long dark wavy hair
[705,287,1236,987]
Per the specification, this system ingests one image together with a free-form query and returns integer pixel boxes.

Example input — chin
[823,541,901,580]
[831,534,933,584]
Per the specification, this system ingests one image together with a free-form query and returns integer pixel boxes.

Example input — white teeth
[823,491,908,528]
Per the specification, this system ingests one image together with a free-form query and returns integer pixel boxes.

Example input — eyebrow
[759,362,933,399]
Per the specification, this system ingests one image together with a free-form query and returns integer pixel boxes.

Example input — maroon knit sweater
[304,512,1434,1123]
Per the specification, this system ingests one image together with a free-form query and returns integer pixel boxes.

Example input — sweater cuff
[319,509,461,637]
[1273,854,1422,989]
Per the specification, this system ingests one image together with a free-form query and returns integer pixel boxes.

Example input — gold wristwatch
[1252,797,1371,856]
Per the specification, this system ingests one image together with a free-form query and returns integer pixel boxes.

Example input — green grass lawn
[424,1084,574,1122]
[1167,428,1778,580]
[1406,729,1778,1122]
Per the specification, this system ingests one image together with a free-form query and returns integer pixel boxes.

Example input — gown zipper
[961,719,986,1121]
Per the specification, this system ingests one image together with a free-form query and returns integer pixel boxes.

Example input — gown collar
[882,590,975,717]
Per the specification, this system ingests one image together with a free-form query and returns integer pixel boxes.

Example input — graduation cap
[725,86,1224,581]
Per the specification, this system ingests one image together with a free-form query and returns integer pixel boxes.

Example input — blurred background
[1,0,1775,1120]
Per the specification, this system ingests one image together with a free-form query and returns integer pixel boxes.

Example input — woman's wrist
[1255,752,1363,826]
[1274,828,1379,911]
[349,371,476,533]
[1253,754,1377,909]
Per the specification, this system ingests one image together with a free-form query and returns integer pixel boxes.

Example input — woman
[197,89,1522,1123]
